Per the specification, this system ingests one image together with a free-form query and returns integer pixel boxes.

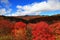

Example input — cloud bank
[0,0,60,16]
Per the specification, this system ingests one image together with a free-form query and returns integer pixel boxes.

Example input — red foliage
[36,21,49,30]
[14,22,26,29]
[0,20,14,35]
[28,21,56,40]
[1,20,59,40]
[12,22,26,40]
[48,22,60,35]
[0,20,14,28]
[27,23,37,31]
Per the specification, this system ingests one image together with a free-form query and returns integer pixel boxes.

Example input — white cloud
[0,0,12,16]
[10,0,60,16]
[7,9,12,13]
[0,8,6,15]
[10,2,50,16]
[0,8,12,15]
[0,0,60,16]
[48,0,60,10]
[17,5,22,9]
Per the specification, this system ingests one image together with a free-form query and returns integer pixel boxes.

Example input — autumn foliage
[0,20,14,35]
[48,22,60,35]
[12,22,27,40]
[0,19,60,40]
[28,21,56,40]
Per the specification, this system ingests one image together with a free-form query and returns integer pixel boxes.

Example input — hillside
[0,15,60,40]
[0,15,60,23]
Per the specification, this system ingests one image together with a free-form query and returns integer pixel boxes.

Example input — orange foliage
[12,22,26,40]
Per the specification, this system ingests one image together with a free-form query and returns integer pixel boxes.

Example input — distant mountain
[0,14,60,24]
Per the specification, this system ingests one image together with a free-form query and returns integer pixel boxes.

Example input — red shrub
[14,22,26,29]
[28,21,56,40]
[48,22,60,35]
[0,20,14,35]
[0,20,14,28]
[12,22,26,40]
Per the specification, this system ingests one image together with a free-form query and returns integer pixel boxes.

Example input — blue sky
[0,0,60,16]
[9,0,46,11]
